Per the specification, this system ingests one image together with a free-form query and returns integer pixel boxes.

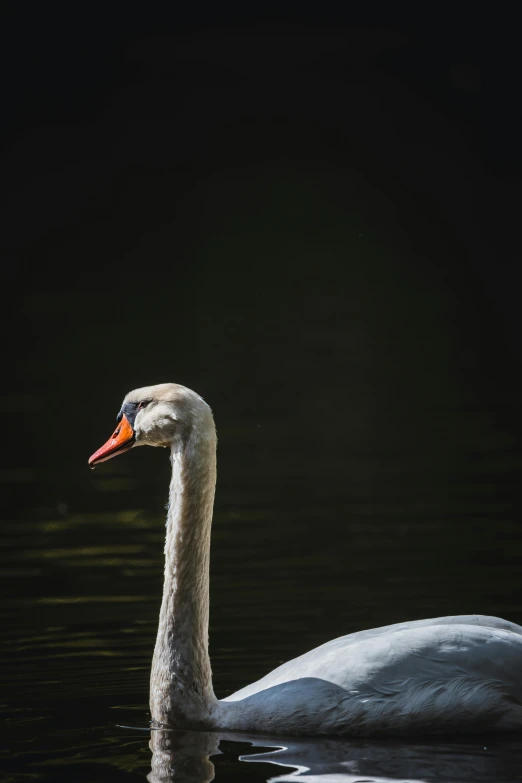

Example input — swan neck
[150,418,217,727]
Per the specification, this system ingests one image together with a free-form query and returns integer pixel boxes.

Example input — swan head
[88,383,213,467]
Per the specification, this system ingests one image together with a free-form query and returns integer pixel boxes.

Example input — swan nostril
[113,428,120,437]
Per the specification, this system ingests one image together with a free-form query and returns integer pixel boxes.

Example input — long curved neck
[150,414,217,727]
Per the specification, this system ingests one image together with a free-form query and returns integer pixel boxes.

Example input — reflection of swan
[89,383,522,735]
[148,730,218,783]
[148,729,522,783]
[243,735,522,783]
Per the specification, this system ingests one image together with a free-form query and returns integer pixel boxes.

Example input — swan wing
[225,614,522,701]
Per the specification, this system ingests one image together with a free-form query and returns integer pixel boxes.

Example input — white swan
[89,383,522,736]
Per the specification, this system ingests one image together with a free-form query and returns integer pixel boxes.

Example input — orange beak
[88,414,135,468]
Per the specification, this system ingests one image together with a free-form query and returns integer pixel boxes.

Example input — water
[2,23,521,781]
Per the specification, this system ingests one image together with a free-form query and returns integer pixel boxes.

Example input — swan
[88,383,522,736]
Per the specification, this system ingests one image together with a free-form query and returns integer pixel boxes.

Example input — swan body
[220,615,522,735]
[89,383,522,736]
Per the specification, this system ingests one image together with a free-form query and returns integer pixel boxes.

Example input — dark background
[1,5,522,780]
[2,1,521,619]
[3,5,518,515]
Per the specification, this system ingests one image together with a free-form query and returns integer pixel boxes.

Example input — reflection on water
[148,728,522,783]
[149,731,219,783]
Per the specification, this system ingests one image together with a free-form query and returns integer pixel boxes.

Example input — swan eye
[138,399,151,410]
